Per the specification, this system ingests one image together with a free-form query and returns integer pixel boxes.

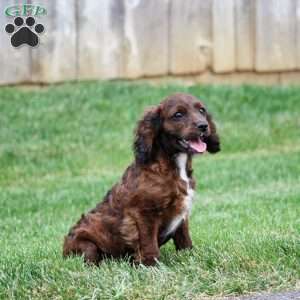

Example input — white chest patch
[163,153,194,237]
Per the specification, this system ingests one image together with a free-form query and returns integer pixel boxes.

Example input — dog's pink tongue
[189,138,207,153]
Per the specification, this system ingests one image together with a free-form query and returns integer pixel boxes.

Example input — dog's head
[134,93,220,164]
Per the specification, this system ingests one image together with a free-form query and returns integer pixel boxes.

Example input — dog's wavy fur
[63,93,220,266]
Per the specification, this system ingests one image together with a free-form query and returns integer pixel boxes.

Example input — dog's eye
[173,112,184,119]
[199,108,206,114]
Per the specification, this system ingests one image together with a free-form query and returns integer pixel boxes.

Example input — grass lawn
[0,82,299,300]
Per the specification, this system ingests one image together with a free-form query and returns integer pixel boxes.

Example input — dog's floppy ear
[134,106,161,164]
[204,113,221,153]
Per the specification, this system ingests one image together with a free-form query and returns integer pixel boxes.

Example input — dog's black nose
[197,123,208,132]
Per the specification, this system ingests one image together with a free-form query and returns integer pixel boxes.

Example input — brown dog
[63,93,220,266]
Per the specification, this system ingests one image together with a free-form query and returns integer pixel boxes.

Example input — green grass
[0,82,299,300]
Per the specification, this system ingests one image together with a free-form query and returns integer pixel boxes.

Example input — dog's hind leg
[79,240,101,265]
[63,236,101,265]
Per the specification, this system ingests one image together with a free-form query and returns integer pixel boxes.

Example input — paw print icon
[5,16,44,47]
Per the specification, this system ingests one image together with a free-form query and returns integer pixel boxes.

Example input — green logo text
[5,4,47,17]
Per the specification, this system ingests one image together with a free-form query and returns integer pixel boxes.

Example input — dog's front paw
[175,239,193,251]
[134,255,159,266]
[142,256,159,266]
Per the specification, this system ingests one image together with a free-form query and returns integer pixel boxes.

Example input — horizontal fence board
[30,0,77,82]
[212,0,236,73]
[235,0,254,70]
[297,0,300,68]
[1,0,300,85]
[77,0,125,79]
[123,0,168,78]
[169,0,212,74]
[255,0,297,71]
[0,0,31,84]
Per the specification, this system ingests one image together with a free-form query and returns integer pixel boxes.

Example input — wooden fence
[1,0,300,85]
